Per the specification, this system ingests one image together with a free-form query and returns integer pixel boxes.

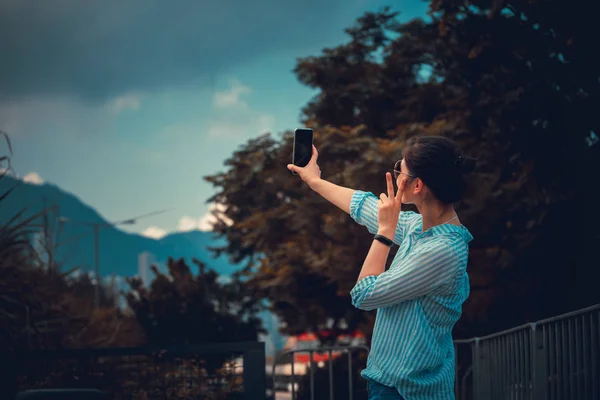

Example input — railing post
[243,343,266,400]
[531,323,547,400]
[454,343,459,398]
[472,339,479,400]
[473,337,490,400]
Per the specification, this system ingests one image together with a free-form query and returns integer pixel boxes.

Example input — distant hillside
[0,175,238,277]
[0,175,287,354]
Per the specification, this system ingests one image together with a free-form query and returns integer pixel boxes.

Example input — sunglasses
[393,159,416,181]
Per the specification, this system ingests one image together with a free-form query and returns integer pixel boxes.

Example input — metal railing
[272,345,369,400]
[455,303,600,400]
[1,341,266,400]
[272,304,600,400]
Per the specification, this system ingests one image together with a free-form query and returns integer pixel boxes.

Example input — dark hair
[402,135,476,204]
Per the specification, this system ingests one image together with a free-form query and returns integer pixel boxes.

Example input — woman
[287,135,476,400]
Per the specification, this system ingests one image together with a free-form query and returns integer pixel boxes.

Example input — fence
[4,304,599,400]
[271,304,600,400]
[455,303,600,400]
[0,341,266,400]
[272,345,369,400]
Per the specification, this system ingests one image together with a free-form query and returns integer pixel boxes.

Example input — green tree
[0,132,139,352]
[125,258,264,369]
[205,131,397,342]
[205,0,600,341]
[0,134,144,397]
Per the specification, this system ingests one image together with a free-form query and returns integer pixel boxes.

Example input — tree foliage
[1,132,264,399]
[125,258,264,369]
[125,257,264,346]
[205,1,600,340]
[0,135,140,353]
[0,235,142,352]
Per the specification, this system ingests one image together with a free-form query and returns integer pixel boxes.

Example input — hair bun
[455,155,477,174]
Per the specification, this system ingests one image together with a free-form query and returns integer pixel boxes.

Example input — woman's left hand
[377,172,404,238]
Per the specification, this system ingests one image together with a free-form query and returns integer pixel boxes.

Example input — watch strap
[374,234,394,247]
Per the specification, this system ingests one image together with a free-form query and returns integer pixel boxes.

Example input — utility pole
[42,197,51,269]
[93,223,100,309]
[58,209,168,310]
[40,198,60,271]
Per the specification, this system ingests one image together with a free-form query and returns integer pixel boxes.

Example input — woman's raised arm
[287,145,354,214]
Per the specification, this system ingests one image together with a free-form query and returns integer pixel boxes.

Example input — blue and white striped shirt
[349,190,473,400]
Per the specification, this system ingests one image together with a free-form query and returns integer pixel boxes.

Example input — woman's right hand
[287,145,322,187]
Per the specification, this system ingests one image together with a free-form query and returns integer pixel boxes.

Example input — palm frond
[0,130,13,155]
[0,208,50,238]
[0,183,17,203]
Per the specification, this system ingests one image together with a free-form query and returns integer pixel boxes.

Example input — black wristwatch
[374,234,394,247]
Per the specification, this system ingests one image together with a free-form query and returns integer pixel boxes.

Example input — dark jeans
[367,379,405,400]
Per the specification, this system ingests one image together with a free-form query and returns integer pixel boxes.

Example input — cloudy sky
[1,0,428,239]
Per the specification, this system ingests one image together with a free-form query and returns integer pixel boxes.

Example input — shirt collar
[413,222,474,243]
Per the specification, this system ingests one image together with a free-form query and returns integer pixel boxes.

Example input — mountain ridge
[0,174,286,354]
[0,175,237,277]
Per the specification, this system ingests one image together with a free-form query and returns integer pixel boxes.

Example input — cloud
[22,172,44,185]
[142,226,168,239]
[0,0,349,101]
[200,203,234,231]
[179,203,233,232]
[0,96,110,138]
[178,216,201,232]
[106,92,143,114]
[213,81,251,109]
[207,81,275,138]
[197,214,217,232]
[206,115,275,138]
[139,204,233,239]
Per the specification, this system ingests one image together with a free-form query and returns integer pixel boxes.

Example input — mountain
[0,175,238,277]
[0,175,287,354]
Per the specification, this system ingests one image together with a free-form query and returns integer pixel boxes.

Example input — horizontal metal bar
[271,345,370,378]
[471,324,533,343]
[453,303,600,345]
[536,303,600,326]
[2,341,264,359]
[277,345,370,357]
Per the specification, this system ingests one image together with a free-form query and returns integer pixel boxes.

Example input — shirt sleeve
[349,190,418,246]
[350,239,459,311]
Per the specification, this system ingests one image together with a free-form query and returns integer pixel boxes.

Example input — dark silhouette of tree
[0,252,142,352]
[125,258,264,370]
[0,142,144,396]
[0,132,141,353]
[205,1,600,340]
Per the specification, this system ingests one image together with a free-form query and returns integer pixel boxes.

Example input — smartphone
[291,128,313,175]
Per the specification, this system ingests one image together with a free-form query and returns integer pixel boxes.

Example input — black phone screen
[292,128,313,170]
